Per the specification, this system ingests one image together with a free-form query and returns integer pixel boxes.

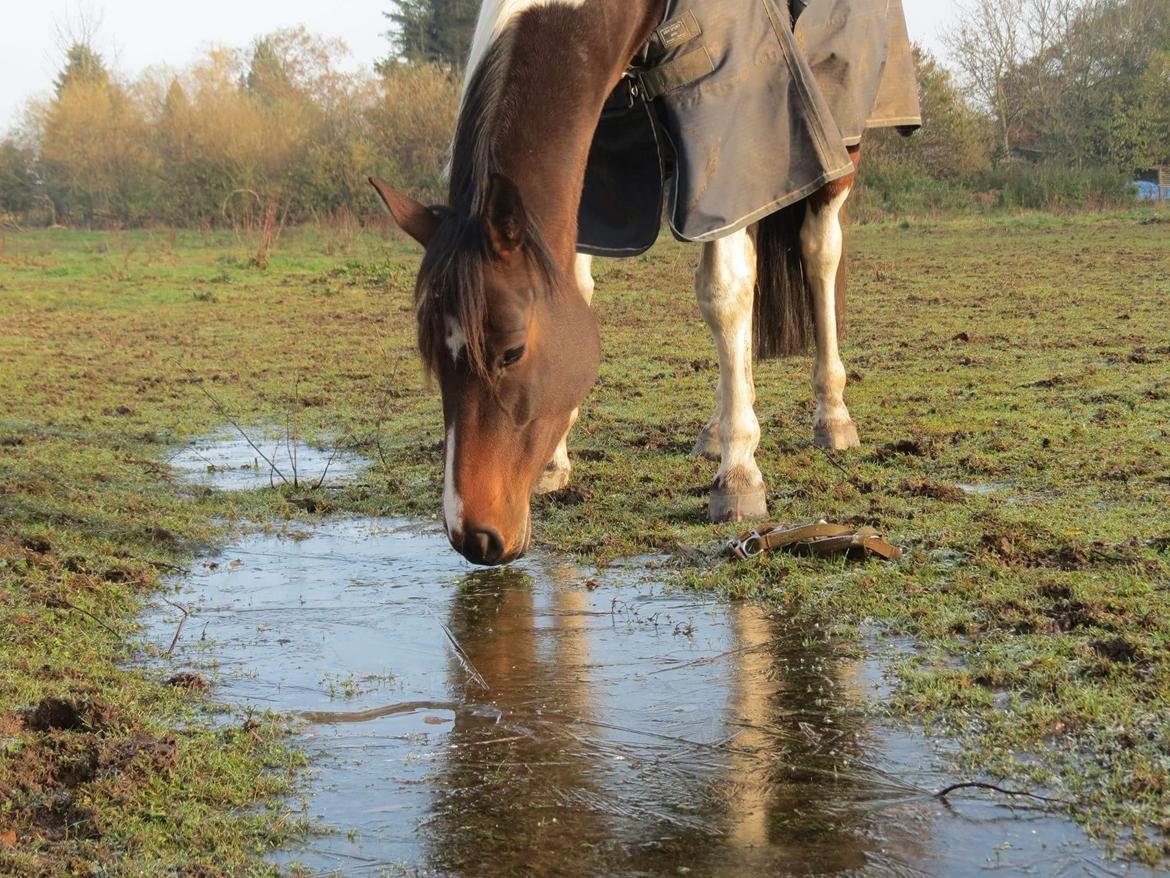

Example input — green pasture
[1,210,1168,872]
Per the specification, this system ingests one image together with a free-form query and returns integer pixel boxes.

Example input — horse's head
[371,174,599,565]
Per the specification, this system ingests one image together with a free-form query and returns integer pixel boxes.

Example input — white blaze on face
[445,316,467,363]
[443,427,463,539]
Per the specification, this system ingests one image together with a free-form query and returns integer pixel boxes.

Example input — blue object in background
[1135,180,1168,201]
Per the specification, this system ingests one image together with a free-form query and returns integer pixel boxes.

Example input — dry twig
[934,780,1071,806]
[161,597,191,656]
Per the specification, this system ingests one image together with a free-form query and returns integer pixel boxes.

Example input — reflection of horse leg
[696,229,767,522]
[804,153,860,450]
[536,253,595,494]
[727,604,775,846]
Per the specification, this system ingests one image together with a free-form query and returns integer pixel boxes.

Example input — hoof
[535,464,571,495]
[814,418,860,451]
[708,484,767,523]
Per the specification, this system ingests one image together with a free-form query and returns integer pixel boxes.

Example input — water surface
[168,430,364,491]
[144,519,1125,877]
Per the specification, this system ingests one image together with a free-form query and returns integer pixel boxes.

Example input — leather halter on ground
[726,520,903,561]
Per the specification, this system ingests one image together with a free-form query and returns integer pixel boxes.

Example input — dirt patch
[1024,374,1077,388]
[1090,637,1142,665]
[24,697,121,734]
[99,733,179,777]
[874,437,934,460]
[534,486,592,507]
[25,699,85,733]
[165,672,212,693]
[976,516,1144,571]
[626,428,691,454]
[980,533,1092,570]
[572,448,609,462]
[898,478,965,502]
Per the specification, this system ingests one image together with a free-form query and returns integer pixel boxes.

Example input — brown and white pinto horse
[371,0,862,565]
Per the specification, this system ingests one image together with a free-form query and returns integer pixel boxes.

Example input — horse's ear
[369,177,437,247]
[484,173,527,257]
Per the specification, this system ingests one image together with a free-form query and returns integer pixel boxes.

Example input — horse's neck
[465,0,665,260]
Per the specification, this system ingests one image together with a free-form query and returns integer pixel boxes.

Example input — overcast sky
[1,0,961,132]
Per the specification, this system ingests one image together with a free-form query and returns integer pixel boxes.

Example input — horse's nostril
[462,528,505,566]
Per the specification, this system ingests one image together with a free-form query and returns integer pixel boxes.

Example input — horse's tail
[752,199,847,359]
[752,202,810,359]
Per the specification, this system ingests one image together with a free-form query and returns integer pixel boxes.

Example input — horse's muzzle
[452,518,529,566]
[459,528,505,565]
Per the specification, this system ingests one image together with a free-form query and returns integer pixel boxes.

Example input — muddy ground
[1,210,1168,873]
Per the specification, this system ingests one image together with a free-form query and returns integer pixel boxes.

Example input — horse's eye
[501,345,526,368]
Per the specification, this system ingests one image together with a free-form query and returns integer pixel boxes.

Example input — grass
[1,207,1169,871]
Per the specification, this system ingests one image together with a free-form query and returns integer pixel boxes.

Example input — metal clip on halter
[725,530,764,560]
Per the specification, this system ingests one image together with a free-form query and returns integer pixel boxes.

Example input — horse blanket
[577,0,922,254]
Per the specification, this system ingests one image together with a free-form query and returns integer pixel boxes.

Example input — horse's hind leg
[535,253,595,494]
[802,160,860,450]
[695,229,767,522]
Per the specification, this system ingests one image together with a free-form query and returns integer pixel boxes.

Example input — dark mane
[415,27,559,378]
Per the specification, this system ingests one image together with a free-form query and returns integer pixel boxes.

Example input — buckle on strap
[726,531,765,560]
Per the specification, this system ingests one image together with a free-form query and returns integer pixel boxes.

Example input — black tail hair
[752,201,846,359]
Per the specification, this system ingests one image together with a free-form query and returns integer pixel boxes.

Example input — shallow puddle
[169,431,365,491]
[956,482,1010,497]
[143,519,1124,877]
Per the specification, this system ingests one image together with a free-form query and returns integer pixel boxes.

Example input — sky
[1,0,961,132]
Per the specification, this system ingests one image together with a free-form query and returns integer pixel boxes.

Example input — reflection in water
[427,569,930,877]
[140,519,1112,876]
[429,574,607,876]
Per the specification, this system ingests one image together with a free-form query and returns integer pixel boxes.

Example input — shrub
[983,163,1135,211]
[365,62,460,204]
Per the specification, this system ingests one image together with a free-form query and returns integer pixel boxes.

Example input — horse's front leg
[802,167,860,450]
[535,253,595,494]
[695,229,767,522]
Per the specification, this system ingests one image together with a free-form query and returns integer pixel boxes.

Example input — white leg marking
[800,188,859,450]
[443,427,464,538]
[691,229,724,461]
[695,229,766,521]
[445,316,467,364]
[573,252,595,305]
[536,254,594,494]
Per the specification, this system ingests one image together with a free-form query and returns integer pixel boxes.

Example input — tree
[1045,0,1170,167]
[1108,49,1170,170]
[0,139,37,215]
[54,43,109,95]
[944,0,1082,156]
[951,0,1170,167]
[244,37,294,103]
[379,0,479,68]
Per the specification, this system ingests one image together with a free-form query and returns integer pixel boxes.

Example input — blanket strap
[636,10,715,100]
[638,48,715,99]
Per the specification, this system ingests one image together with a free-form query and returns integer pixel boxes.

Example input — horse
[370,0,876,566]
